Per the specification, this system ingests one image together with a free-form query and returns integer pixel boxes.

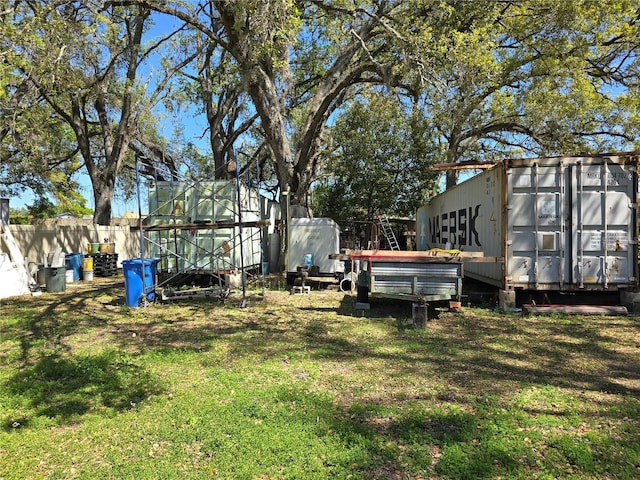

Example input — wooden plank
[522,304,628,316]
[139,220,270,232]
[370,292,453,302]
[346,249,470,258]
[429,160,496,171]
[339,249,503,263]
[456,256,504,263]
[329,253,352,261]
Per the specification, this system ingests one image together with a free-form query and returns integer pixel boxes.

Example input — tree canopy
[313,90,437,240]
[1,0,638,224]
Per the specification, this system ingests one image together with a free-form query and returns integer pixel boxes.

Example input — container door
[508,162,568,288]
[537,163,569,287]
[571,161,637,288]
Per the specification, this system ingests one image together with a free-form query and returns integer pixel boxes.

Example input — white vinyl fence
[2,222,141,269]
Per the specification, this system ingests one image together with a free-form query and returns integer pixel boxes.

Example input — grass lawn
[1,277,639,479]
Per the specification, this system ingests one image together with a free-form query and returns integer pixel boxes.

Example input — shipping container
[417,153,639,292]
[287,217,344,283]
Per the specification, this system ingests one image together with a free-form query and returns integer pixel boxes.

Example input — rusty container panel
[418,153,639,292]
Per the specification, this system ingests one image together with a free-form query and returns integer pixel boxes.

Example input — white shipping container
[287,218,344,280]
[417,153,639,291]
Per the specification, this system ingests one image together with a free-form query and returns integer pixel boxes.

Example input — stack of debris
[92,253,119,277]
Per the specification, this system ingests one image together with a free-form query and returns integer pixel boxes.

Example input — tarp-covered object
[0,253,30,298]
[1,219,31,298]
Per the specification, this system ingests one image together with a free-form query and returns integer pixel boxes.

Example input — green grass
[1,278,639,479]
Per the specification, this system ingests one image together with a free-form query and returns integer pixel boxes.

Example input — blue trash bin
[65,252,83,281]
[122,258,160,307]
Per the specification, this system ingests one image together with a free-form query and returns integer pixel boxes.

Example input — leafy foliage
[1,1,188,223]
[393,0,640,186]
[1,0,639,223]
[314,90,438,228]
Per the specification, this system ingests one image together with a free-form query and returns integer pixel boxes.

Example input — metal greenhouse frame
[134,156,272,303]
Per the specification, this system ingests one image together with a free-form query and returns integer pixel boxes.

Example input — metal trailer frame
[344,250,466,304]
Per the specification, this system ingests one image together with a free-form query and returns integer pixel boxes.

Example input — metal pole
[254,152,266,295]
[235,150,247,307]
[281,186,290,283]
[136,156,148,306]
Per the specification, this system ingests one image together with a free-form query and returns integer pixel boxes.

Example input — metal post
[235,150,247,307]
[285,186,290,272]
[135,156,148,306]
[255,153,267,295]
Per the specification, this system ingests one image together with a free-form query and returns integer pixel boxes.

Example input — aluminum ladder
[378,214,400,250]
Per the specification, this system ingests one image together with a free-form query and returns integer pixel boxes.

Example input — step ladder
[378,214,400,250]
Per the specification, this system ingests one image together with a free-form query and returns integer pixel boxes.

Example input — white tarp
[0,253,30,298]
[1,219,31,298]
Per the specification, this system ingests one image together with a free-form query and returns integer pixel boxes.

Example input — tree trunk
[445,136,461,189]
[445,170,460,189]
[93,183,115,225]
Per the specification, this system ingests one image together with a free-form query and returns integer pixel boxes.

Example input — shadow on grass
[95,291,640,399]
[5,286,639,401]
[3,287,640,477]
[4,281,128,362]
[227,382,520,479]
[2,281,164,430]
[186,375,501,479]
[413,313,640,397]
[3,349,162,431]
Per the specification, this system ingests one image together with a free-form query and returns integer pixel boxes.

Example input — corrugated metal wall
[418,154,638,291]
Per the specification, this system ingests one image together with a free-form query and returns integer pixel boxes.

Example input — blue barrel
[64,253,83,281]
[122,258,160,307]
